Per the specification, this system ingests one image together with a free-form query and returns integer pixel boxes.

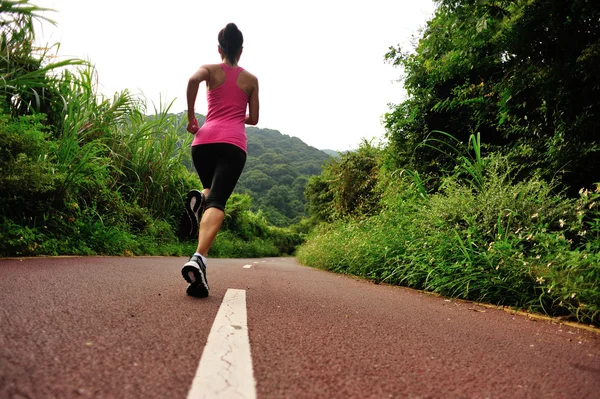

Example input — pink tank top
[191,64,249,152]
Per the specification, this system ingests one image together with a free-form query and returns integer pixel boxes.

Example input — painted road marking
[242,265,252,269]
[186,289,256,399]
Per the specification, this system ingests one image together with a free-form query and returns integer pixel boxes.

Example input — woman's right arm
[186,66,210,133]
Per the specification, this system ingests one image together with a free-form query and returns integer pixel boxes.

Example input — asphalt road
[1,256,599,399]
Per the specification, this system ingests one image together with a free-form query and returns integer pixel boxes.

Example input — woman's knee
[204,201,226,213]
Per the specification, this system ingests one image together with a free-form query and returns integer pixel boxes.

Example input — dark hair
[218,23,244,64]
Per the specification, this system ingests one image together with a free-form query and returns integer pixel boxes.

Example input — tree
[243,169,275,193]
[305,140,382,221]
[384,0,600,193]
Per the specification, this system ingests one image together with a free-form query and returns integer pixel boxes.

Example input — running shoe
[182,254,209,298]
[178,189,204,239]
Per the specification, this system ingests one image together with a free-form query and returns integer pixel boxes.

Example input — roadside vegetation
[0,1,301,258]
[299,0,600,326]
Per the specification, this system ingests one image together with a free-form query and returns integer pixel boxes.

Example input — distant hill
[238,127,333,226]
[175,113,333,226]
[321,149,341,157]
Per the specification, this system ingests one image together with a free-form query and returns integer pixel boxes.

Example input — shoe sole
[182,264,209,297]
[184,190,201,238]
[184,190,204,238]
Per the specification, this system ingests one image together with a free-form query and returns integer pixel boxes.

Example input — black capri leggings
[191,143,247,212]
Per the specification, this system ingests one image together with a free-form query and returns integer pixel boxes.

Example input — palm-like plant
[0,0,84,115]
[1,0,198,253]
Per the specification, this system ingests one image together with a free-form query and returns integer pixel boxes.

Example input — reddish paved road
[1,256,599,398]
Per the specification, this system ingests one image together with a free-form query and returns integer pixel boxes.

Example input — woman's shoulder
[202,63,224,71]
[239,68,258,82]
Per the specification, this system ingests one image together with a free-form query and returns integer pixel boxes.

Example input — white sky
[34,0,437,151]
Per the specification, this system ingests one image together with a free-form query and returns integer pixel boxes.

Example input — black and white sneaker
[179,190,204,239]
[182,255,209,298]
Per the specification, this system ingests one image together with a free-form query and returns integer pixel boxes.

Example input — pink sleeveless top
[191,64,248,152]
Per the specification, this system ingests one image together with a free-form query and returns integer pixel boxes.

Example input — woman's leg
[196,207,224,256]
[183,144,245,297]
[192,143,246,256]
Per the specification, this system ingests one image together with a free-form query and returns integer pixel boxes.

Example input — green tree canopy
[384,0,599,194]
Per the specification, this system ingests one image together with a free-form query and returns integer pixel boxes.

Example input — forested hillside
[237,127,332,226]
[321,149,340,157]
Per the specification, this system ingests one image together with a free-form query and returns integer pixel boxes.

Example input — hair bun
[224,23,239,34]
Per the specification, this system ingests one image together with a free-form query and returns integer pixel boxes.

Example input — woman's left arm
[245,76,259,125]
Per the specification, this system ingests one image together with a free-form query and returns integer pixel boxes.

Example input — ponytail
[218,23,244,64]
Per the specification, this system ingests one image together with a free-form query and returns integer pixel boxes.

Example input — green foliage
[0,1,85,120]
[107,103,194,222]
[218,193,303,256]
[321,0,599,323]
[0,1,303,258]
[384,0,600,194]
[236,127,332,226]
[299,142,600,324]
[0,202,186,257]
[305,140,382,222]
[305,173,335,223]
[0,112,56,200]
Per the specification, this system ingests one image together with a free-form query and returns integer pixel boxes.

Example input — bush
[298,152,600,325]
[210,193,304,257]
[305,140,382,223]
[0,112,59,215]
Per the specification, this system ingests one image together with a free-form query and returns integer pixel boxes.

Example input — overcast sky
[34,0,437,151]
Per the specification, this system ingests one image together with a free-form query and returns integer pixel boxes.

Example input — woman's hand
[187,118,199,134]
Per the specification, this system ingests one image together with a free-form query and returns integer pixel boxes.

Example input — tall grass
[299,138,600,325]
[107,99,193,221]
[0,1,85,114]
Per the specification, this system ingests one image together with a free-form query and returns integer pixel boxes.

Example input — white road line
[187,289,256,399]
[242,265,252,269]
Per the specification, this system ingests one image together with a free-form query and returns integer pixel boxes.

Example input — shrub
[298,151,600,325]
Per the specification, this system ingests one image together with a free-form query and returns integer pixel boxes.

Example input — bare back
[204,64,257,97]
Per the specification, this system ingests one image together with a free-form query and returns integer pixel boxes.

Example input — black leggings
[191,143,246,212]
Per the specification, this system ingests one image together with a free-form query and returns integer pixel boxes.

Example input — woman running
[181,22,259,297]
